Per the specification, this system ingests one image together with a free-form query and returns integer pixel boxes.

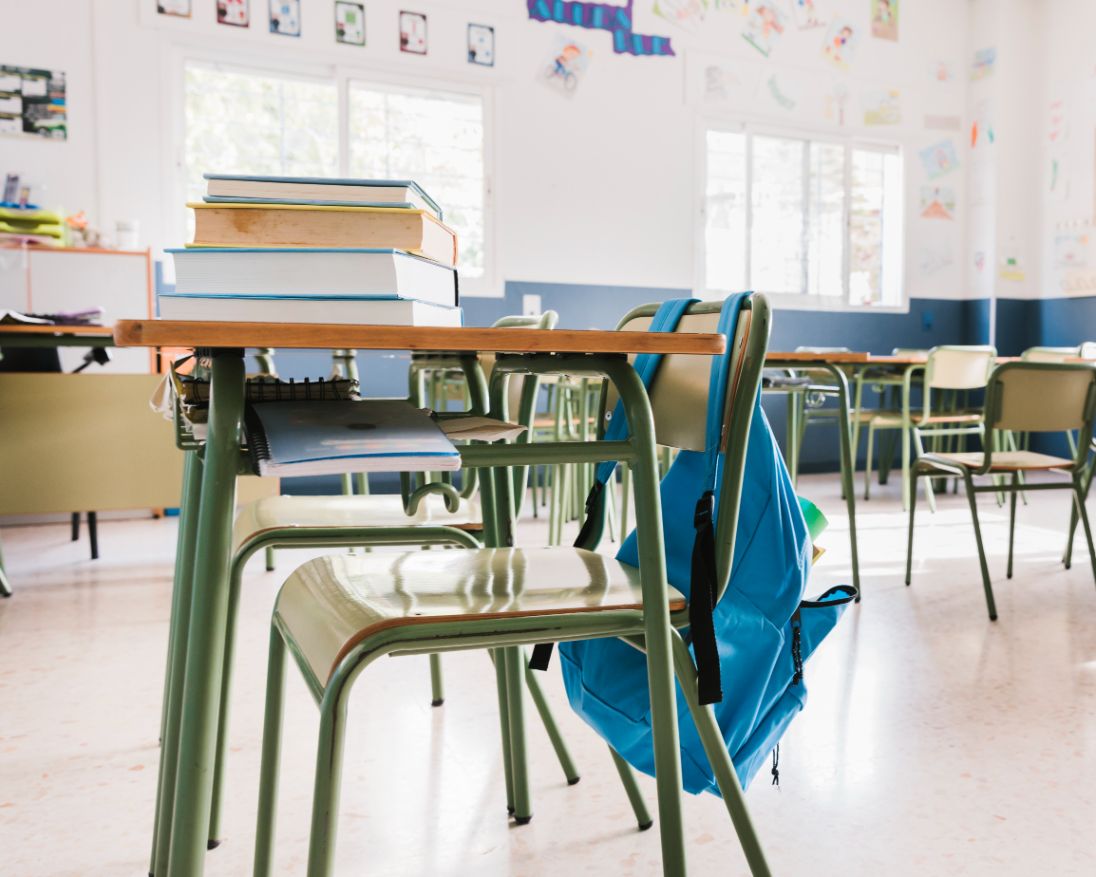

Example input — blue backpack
[552,295,857,794]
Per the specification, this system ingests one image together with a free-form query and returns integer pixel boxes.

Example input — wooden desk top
[112,320,726,356]
[766,351,872,364]
[0,323,113,338]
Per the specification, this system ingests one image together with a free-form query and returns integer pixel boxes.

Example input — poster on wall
[468,24,495,66]
[652,0,706,30]
[1055,231,1090,268]
[870,0,898,41]
[862,89,900,125]
[0,66,67,140]
[741,3,786,58]
[685,52,762,106]
[970,99,995,148]
[919,185,956,221]
[822,18,857,70]
[399,11,428,54]
[790,0,826,30]
[335,2,365,45]
[971,47,996,80]
[270,0,301,36]
[218,0,249,27]
[526,1,674,57]
[158,0,192,17]
[541,36,590,96]
[918,139,959,179]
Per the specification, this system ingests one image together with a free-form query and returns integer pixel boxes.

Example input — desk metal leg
[151,451,203,876]
[166,350,245,877]
[826,365,861,598]
[0,537,11,597]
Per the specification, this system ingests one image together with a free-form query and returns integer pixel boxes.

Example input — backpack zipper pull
[770,744,780,787]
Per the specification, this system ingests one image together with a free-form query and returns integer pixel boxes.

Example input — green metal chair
[905,361,1096,620]
[252,296,775,877]
[863,345,996,508]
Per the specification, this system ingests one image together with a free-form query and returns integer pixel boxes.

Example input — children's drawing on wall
[399,11,427,54]
[1055,231,1090,268]
[542,36,590,95]
[0,66,67,140]
[970,47,996,80]
[1047,99,1066,144]
[924,114,961,132]
[919,185,955,221]
[823,83,849,126]
[822,19,857,70]
[468,24,495,66]
[269,0,301,36]
[158,0,192,17]
[970,100,995,148]
[917,239,955,277]
[335,2,365,45]
[929,58,954,84]
[862,89,900,125]
[217,0,249,27]
[741,2,785,58]
[870,0,898,41]
[687,53,761,106]
[526,1,674,57]
[790,0,826,30]
[652,0,706,30]
[765,75,796,111]
[918,139,959,179]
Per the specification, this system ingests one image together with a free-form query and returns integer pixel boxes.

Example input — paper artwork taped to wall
[541,36,590,96]
[158,0,192,17]
[741,2,786,58]
[918,140,959,179]
[924,114,961,132]
[269,0,301,36]
[822,18,857,70]
[919,186,955,221]
[929,59,954,84]
[862,89,900,126]
[652,0,706,30]
[335,2,365,45]
[823,83,849,126]
[217,0,249,27]
[790,0,826,30]
[526,1,674,57]
[468,24,495,66]
[970,100,995,149]
[870,0,897,41]
[917,242,954,277]
[399,11,427,54]
[971,47,996,80]
[998,239,1025,282]
[765,75,796,111]
[1048,100,1066,144]
[1055,232,1090,269]
[0,65,67,140]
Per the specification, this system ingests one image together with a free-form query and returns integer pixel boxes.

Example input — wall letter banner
[526,1,675,56]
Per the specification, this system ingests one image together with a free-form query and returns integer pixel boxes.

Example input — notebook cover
[202,174,442,218]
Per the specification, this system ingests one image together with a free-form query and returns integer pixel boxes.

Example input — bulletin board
[0,64,67,140]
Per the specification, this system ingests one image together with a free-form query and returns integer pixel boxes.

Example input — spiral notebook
[243,399,460,476]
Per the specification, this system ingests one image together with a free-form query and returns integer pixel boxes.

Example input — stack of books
[160,174,462,327]
[0,206,64,246]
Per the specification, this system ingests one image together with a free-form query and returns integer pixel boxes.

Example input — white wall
[2,0,984,303]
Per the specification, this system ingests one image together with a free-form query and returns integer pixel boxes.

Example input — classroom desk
[0,322,115,348]
[115,319,725,877]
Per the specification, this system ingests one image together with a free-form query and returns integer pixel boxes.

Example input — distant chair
[906,361,1096,620]
[1021,346,1080,363]
[1079,341,1096,360]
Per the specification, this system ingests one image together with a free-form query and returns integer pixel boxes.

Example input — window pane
[849,147,903,306]
[349,83,486,278]
[750,136,806,296]
[807,142,845,299]
[704,130,747,292]
[183,63,339,212]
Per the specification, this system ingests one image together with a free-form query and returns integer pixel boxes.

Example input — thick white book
[167,248,458,308]
[156,293,463,327]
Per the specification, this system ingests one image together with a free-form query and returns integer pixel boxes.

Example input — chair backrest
[984,363,1096,457]
[1021,346,1079,363]
[492,311,559,330]
[609,295,772,595]
[924,345,996,390]
[1079,341,1096,361]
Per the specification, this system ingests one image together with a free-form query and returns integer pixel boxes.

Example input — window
[181,60,491,289]
[702,126,903,307]
[348,81,486,278]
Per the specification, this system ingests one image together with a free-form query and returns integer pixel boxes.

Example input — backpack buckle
[693,491,714,529]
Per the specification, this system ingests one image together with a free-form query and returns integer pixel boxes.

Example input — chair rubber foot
[566,776,581,786]
[431,698,444,707]
[638,820,654,832]
[507,805,515,815]
[207,840,221,850]
[514,815,533,826]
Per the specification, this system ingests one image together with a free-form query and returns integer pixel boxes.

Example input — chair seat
[868,411,983,427]
[275,548,685,687]
[919,450,1076,472]
[233,493,482,554]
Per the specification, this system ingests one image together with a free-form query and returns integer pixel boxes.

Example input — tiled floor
[2,473,1095,876]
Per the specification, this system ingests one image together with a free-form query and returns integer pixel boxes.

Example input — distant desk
[114,319,725,877]
[0,322,115,348]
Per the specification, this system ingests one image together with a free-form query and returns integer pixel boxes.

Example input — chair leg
[305,677,351,877]
[863,422,875,501]
[1072,485,1096,586]
[87,511,99,560]
[522,655,580,785]
[429,653,445,706]
[1007,473,1019,580]
[492,649,515,814]
[620,465,632,543]
[71,511,80,541]
[504,646,533,824]
[905,468,918,586]
[265,546,276,571]
[670,631,771,876]
[912,429,936,513]
[608,746,653,831]
[961,471,998,621]
[253,627,287,877]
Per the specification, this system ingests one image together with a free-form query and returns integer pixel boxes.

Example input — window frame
[167,44,499,297]
[695,116,907,313]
